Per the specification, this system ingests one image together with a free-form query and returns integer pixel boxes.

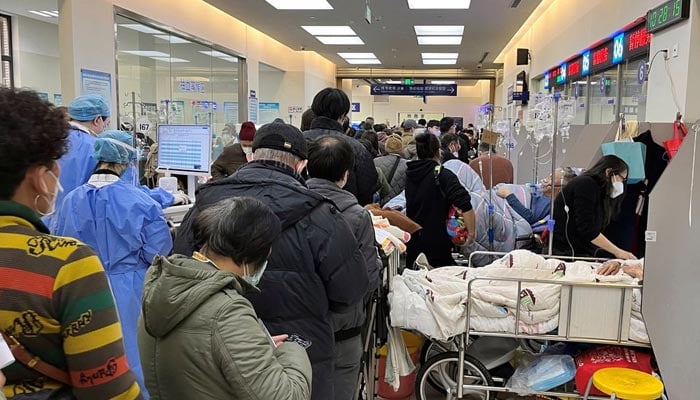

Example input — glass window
[116,15,241,180]
[564,80,588,125]
[0,14,13,88]
[589,69,618,125]
[621,57,648,122]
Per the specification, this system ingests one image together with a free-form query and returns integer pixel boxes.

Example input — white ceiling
[204,0,544,69]
[0,0,59,23]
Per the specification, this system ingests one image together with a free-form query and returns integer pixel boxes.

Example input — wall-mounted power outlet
[672,44,679,58]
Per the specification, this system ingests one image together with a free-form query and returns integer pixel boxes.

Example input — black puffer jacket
[304,117,379,206]
[173,160,369,400]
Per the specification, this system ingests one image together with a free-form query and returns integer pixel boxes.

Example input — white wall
[12,15,61,97]
[351,81,491,126]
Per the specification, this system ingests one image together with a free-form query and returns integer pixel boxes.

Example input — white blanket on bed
[389,250,648,342]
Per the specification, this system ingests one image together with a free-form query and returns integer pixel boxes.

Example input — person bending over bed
[496,167,577,225]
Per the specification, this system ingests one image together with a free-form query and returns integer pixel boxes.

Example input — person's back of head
[415,133,440,160]
[251,122,309,174]
[385,135,404,156]
[440,133,459,149]
[300,108,316,132]
[418,118,427,127]
[311,88,350,121]
[402,119,418,133]
[307,136,355,186]
[478,142,495,155]
[439,117,455,134]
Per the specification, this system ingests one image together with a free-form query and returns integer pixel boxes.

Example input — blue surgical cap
[94,130,136,164]
[68,94,111,121]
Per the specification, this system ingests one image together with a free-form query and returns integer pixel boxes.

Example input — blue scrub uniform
[53,176,173,394]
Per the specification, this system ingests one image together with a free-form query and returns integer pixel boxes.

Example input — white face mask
[244,261,268,287]
[36,170,64,216]
[610,181,624,198]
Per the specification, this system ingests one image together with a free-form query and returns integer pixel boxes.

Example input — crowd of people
[0,85,638,400]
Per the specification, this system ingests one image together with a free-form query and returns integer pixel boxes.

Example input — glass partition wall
[115,14,242,178]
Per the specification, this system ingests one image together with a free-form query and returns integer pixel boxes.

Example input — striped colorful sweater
[0,201,142,399]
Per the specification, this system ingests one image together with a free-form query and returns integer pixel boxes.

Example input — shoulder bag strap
[2,332,71,385]
[386,156,402,185]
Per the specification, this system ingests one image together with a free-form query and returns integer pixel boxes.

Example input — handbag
[601,120,647,184]
[664,119,688,160]
[434,165,469,245]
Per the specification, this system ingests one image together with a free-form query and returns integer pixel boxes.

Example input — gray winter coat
[374,155,408,205]
[138,255,312,400]
[307,178,381,338]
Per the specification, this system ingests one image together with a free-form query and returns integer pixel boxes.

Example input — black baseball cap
[252,121,308,159]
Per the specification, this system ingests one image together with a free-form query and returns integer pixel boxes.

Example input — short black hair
[301,108,316,132]
[311,88,350,120]
[415,133,440,160]
[373,123,387,132]
[478,142,496,153]
[341,116,350,132]
[307,135,355,182]
[0,88,70,199]
[194,197,281,270]
[418,118,427,126]
[440,133,459,149]
[427,119,441,129]
[440,117,455,133]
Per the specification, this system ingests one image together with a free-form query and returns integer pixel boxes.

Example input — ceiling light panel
[385,80,403,84]
[423,59,458,65]
[337,52,377,59]
[431,80,456,84]
[408,0,471,9]
[302,26,356,36]
[29,10,55,18]
[199,50,231,57]
[119,24,163,34]
[154,34,191,44]
[414,25,464,36]
[220,57,239,63]
[417,36,463,45]
[265,0,333,10]
[121,50,171,57]
[150,57,190,63]
[346,59,381,65]
[422,53,459,59]
[316,36,364,45]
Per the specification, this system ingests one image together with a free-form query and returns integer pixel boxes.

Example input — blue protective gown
[52,174,173,394]
[45,125,98,231]
[121,164,175,208]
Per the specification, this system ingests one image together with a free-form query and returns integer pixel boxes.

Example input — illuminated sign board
[613,33,625,65]
[625,24,652,59]
[568,57,582,81]
[582,51,591,77]
[647,0,690,34]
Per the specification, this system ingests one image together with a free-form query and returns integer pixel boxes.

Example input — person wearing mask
[440,133,462,163]
[306,137,380,400]
[425,119,441,137]
[211,121,257,180]
[139,197,312,400]
[496,167,577,225]
[52,129,172,391]
[0,89,142,399]
[439,117,456,137]
[552,155,636,260]
[374,135,408,205]
[469,142,514,189]
[405,133,476,268]
[44,94,110,231]
[304,88,379,206]
[174,121,369,400]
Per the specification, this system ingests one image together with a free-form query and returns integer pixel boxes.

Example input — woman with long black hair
[552,155,637,259]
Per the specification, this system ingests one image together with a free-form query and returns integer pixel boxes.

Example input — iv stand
[547,93,561,257]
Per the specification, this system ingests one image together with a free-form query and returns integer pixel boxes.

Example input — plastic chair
[582,367,666,400]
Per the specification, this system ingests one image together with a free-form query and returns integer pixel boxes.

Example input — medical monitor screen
[157,125,212,175]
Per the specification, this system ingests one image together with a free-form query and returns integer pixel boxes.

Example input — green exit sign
[404,78,414,85]
[647,0,690,34]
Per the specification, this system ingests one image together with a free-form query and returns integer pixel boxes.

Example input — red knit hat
[239,121,257,142]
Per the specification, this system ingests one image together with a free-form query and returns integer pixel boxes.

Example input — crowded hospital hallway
[1,0,700,399]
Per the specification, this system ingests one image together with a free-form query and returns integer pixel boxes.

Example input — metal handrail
[467,250,612,268]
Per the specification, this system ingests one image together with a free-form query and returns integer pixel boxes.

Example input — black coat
[552,175,604,257]
[304,117,379,206]
[405,159,473,268]
[173,160,369,400]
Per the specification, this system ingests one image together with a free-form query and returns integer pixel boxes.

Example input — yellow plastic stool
[582,367,665,400]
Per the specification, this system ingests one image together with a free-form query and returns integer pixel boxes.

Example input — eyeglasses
[614,173,628,184]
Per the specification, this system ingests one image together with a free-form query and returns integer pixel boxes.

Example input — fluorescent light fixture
[385,80,403,84]
[316,36,364,45]
[422,52,459,59]
[417,36,462,45]
[45,11,59,17]
[337,52,377,59]
[29,10,55,17]
[121,50,171,57]
[220,56,239,63]
[302,26,356,36]
[265,0,333,10]
[414,25,464,36]
[154,34,191,44]
[119,24,163,34]
[423,59,457,65]
[346,59,381,64]
[431,80,456,84]
[408,0,471,9]
[199,50,231,57]
[150,57,190,63]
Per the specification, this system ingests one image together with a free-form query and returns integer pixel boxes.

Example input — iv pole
[547,92,561,256]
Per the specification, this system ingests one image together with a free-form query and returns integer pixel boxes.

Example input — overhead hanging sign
[370,84,458,96]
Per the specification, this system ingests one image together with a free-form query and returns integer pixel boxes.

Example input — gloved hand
[172,191,191,205]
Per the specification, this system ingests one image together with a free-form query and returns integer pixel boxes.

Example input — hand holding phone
[285,334,312,349]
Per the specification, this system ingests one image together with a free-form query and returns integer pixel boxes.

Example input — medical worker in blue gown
[53,130,173,394]
[45,94,111,231]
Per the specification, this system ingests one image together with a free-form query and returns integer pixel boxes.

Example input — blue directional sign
[370,84,458,96]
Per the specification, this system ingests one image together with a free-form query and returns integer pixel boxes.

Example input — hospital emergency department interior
[0,0,699,399]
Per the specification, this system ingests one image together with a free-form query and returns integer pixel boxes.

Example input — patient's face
[541,169,564,196]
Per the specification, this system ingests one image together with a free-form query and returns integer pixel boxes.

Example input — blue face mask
[244,261,268,287]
